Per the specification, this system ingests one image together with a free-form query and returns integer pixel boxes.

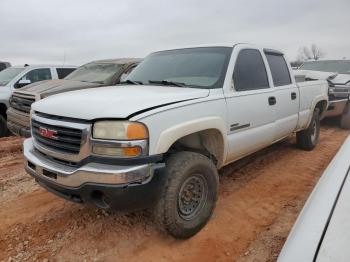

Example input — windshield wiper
[120,79,143,85]
[148,80,187,87]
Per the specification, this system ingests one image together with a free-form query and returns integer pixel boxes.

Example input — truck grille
[10,92,36,113]
[32,119,83,154]
[334,87,349,93]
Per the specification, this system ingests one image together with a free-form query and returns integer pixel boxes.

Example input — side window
[21,68,52,83]
[56,68,76,79]
[233,49,269,91]
[265,53,292,86]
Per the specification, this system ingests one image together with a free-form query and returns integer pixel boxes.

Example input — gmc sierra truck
[23,44,328,238]
[7,58,141,137]
[0,64,76,137]
[296,60,350,129]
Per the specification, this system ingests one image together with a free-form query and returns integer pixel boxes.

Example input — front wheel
[296,108,320,151]
[154,151,219,239]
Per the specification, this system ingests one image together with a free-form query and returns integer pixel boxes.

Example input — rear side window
[22,68,52,82]
[265,53,292,86]
[233,49,269,91]
[57,68,76,79]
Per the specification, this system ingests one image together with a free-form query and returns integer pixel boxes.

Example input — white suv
[0,64,76,136]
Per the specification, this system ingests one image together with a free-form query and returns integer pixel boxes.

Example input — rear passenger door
[225,48,276,163]
[264,50,299,141]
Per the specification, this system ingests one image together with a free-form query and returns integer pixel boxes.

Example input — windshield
[126,47,232,89]
[65,62,122,84]
[299,60,350,75]
[0,67,24,86]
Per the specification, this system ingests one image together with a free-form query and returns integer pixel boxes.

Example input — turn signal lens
[123,147,142,157]
[126,123,148,140]
[92,145,142,157]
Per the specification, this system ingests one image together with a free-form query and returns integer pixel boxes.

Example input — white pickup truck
[23,44,328,238]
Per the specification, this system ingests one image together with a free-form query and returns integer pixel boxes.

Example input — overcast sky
[0,0,349,66]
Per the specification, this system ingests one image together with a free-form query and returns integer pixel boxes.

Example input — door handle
[268,96,276,106]
[291,92,297,100]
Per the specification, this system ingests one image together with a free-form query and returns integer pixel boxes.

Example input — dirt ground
[0,124,349,262]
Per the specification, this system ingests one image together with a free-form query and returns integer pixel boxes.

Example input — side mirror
[16,79,31,88]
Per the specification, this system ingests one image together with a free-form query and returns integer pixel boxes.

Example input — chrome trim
[31,113,149,162]
[7,107,31,128]
[323,99,348,118]
[90,138,148,157]
[12,91,39,100]
[24,139,154,187]
[31,113,92,162]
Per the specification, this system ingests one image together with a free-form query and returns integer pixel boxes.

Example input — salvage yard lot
[0,124,349,262]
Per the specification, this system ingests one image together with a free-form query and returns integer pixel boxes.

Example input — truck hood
[20,79,102,98]
[296,70,350,85]
[32,85,210,120]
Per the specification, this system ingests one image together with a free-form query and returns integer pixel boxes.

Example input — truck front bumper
[6,107,31,137]
[322,99,348,119]
[23,139,165,210]
[7,120,31,137]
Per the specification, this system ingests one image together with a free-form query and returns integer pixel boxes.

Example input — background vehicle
[279,135,350,262]
[23,44,328,238]
[7,58,141,137]
[0,61,11,72]
[0,64,76,137]
[296,60,350,129]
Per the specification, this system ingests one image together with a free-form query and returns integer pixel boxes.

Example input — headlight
[346,82,350,87]
[92,121,148,158]
[93,121,148,140]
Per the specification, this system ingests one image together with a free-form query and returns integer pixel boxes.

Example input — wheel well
[315,100,327,115]
[168,129,225,168]
[0,103,7,119]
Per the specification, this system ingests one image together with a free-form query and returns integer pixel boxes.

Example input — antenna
[63,48,66,65]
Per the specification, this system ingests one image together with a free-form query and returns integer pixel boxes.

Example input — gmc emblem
[38,127,58,140]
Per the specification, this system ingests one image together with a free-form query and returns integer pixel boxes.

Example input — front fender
[153,117,227,167]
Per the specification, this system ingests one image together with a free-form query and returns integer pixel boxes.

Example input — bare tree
[297,44,325,61]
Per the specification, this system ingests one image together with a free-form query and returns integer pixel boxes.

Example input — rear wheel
[340,102,350,130]
[154,151,219,239]
[296,108,320,151]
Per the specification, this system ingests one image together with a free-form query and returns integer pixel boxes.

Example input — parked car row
[6,58,140,137]
[0,64,76,136]
[19,44,329,238]
[294,60,350,129]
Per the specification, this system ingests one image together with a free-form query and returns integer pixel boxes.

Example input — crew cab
[279,135,350,262]
[7,58,141,137]
[296,60,350,129]
[0,64,76,137]
[23,44,328,238]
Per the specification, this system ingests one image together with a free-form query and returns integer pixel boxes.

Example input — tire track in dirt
[0,126,348,262]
